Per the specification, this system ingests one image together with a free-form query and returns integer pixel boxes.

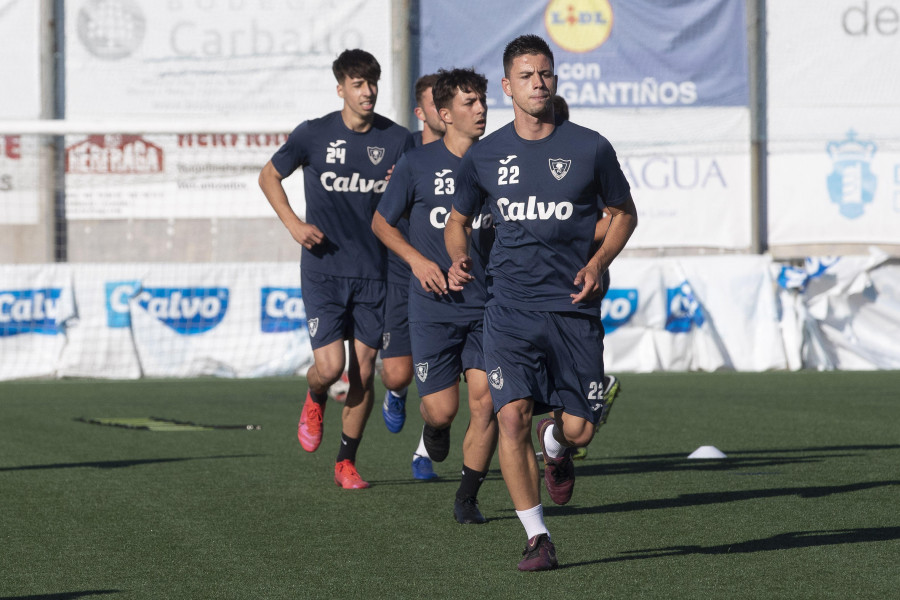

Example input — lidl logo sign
[545,0,613,53]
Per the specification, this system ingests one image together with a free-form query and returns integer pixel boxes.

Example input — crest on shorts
[367,146,385,165]
[548,158,571,180]
[415,362,429,382]
[488,367,504,390]
[382,332,391,350]
[307,318,319,337]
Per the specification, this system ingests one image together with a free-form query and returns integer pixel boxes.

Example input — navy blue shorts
[410,320,484,397]
[483,305,605,424]
[300,270,385,351]
[380,281,411,359]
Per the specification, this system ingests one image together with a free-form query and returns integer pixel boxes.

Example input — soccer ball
[328,371,350,403]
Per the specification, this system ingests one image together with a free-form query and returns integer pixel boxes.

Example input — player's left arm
[572,194,637,303]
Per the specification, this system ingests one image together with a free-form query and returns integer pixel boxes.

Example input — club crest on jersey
[415,362,429,382]
[549,158,571,180]
[382,332,391,350]
[367,146,385,165]
[307,317,319,337]
[488,367,504,390]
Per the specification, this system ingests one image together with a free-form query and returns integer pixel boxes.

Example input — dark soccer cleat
[382,389,407,433]
[453,496,487,524]
[517,533,558,571]
[422,424,451,462]
[537,418,575,505]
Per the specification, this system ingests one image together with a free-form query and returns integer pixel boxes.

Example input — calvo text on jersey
[320,171,388,193]
[429,206,493,229]
[496,196,574,221]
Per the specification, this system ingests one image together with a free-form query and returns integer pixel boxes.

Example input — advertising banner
[767,0,900,247]
[0,265,76,381]
[64,132,291,219]
[3,257,900,379]
[603,255,786,373]
[56,264,148,379]
[0,135,41,225]
[617,142,752,249]
[127,263,313,378]
[65,0,395,121]
[420,0,748,109]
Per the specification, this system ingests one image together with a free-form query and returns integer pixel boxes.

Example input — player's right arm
[258,160,324,250]
[372,211,447,294]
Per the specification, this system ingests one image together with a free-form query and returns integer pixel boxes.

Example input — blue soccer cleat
[382,389,407,433]
[412,455,439,480]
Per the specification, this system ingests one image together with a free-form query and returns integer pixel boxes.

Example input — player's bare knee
[497,402,531,442]
[559,418,593,447]
[381,365,413,390]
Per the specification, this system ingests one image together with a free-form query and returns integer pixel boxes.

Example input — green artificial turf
[0,372,898,599]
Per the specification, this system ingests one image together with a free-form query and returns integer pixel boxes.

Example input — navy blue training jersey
[453,120,630,313]
[271,111,414,279]
[377,140,493,323]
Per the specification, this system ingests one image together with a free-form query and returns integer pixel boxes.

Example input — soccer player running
[380,74,446,438]
[259,49,414,489]
[445,35,637,569]
[373,68,497,523]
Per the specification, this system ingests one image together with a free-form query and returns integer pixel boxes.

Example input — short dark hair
[332,49,381,83]
[414,73,441,106]
[432,68,488,111]
[552,95,569,122]
[502,34,554,77]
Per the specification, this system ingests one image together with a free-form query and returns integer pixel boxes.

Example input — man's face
[444,88,487,139]
[502,53,556,117]
[338,75,378,118]
[415,87,445,135]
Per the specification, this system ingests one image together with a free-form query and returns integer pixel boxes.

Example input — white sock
[414,427,431,459]
[390,387,408,399]
[516,504,550,540]
[543,423,564,459]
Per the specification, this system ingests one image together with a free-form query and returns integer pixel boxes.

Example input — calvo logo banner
[0,288,65,336]
[600,289,638,333]
[260,287,306,333]
[135,287,229,335]
[665,281,705,333]
[106,280,141,328]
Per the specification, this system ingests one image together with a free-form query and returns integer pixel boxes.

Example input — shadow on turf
[0,591,119,600]
[488,480,900,522]
[578,526,900,564]
[0,454,263,472]
[577,443,900,477]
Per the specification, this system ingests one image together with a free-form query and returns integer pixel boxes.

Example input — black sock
[310,389,327,404]
[336,432,361,463]
[456,465,488,501]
